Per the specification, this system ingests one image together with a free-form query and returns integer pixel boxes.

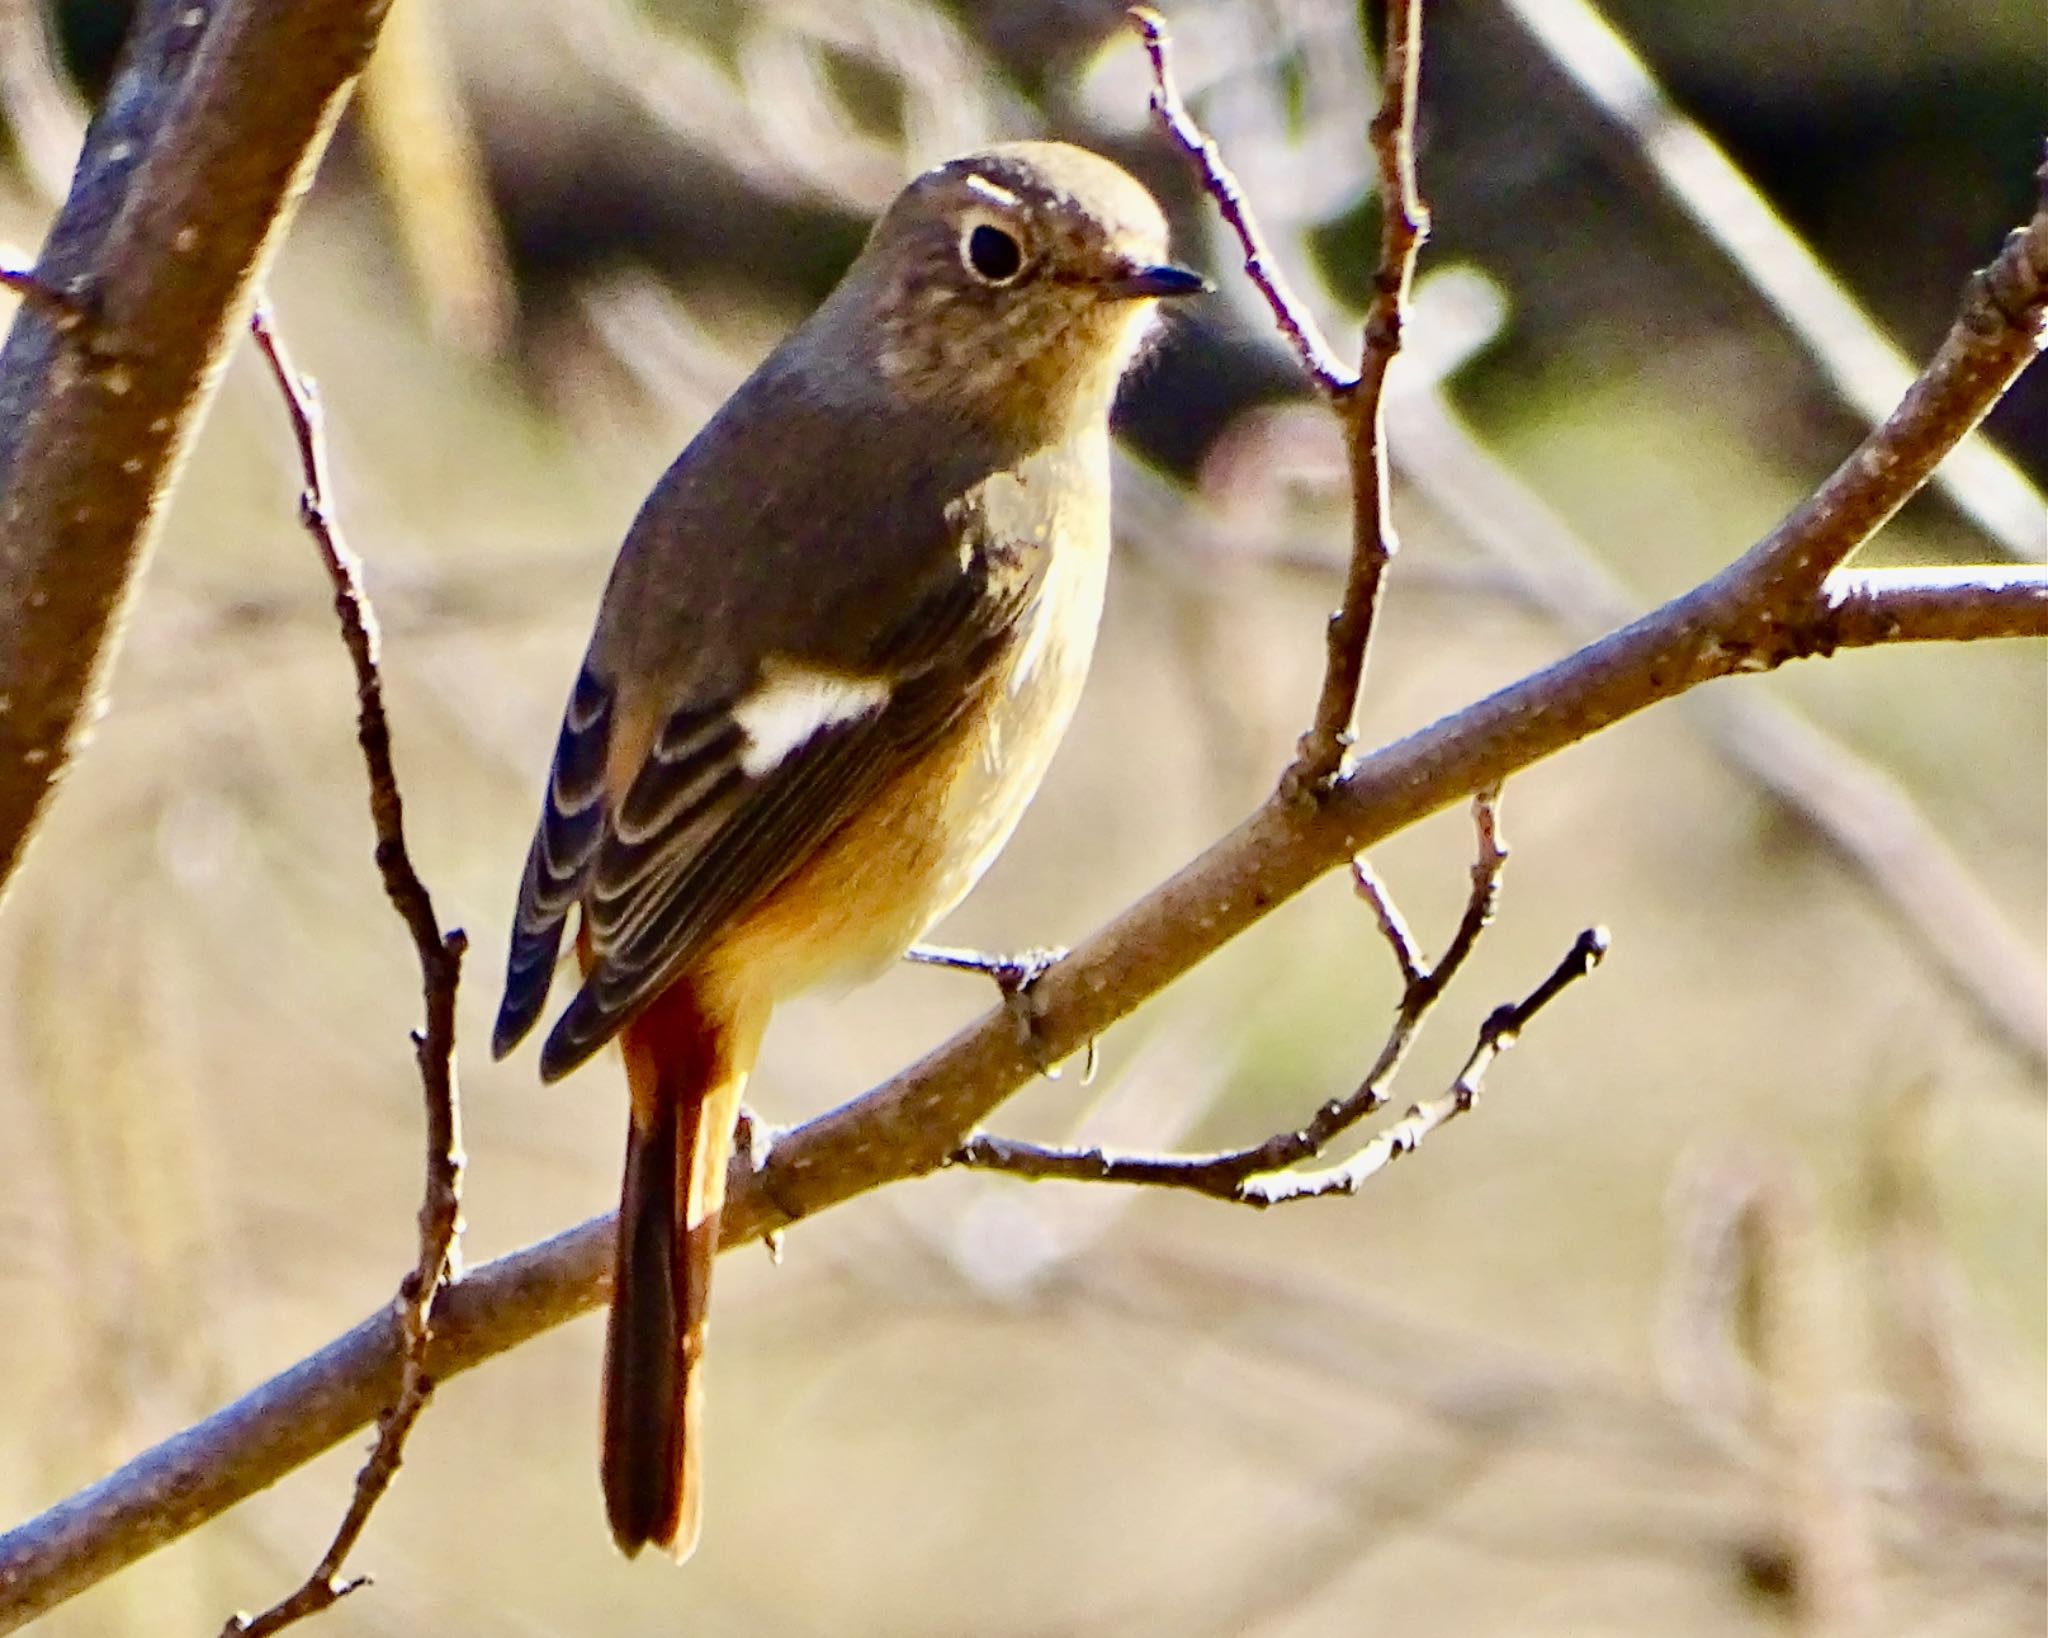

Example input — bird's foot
[734,1103,787,1263]
[905,943,1092,1080]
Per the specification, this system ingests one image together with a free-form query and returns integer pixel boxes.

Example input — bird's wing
[492,538,1040,1080]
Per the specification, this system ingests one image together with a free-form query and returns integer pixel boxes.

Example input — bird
[492,140,1204,1561]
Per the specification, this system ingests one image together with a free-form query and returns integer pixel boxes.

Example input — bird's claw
[905,942,1090,1079]
[733,1104,791,1261]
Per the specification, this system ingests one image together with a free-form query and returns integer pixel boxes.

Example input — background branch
[0,152,2039,1626]
[0,0,397,902]
[1493,0,2048,563]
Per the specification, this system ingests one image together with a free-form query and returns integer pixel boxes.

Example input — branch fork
[1130,3,1429,799]
[951,791,1607,1206]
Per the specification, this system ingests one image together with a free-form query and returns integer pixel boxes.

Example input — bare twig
[1288,0,1430,794]
[1347,858,1424,987]
[951,915,1606,1205]
[1131,3,1432,796]
[2,90,2043,1638]
[949,792,1601,1203]
[1245,926,1607,1205]
[222,306,467,1638]
[1128,6,1354,393]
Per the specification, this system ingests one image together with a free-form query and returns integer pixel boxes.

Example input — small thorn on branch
[0,261,90,331]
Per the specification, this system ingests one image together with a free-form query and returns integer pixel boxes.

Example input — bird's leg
[905,942,1093,1081]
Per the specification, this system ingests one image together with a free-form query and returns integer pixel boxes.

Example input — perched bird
[492,141,1203,1560]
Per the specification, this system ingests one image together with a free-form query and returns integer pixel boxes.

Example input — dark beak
[1103,261,1210,300]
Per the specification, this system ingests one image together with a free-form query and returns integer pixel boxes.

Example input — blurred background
[0,0,2041,1632]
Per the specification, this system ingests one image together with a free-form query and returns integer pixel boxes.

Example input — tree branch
[1127,6,1352,393]
[0,75,2041,1638]
[1131,1,1434,793]
[950,792,1607,1203]
[1383,367,2048,1072]
[216,308,467,1636]
[1810,567,2048,649]
[1290,0,1430,793]
[0,0,397,903]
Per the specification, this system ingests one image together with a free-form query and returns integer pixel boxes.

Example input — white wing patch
[732,662,891,778]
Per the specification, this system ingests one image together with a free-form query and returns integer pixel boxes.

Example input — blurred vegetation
[1,1,2040,1634]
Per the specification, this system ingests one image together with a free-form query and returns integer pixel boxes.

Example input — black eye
[964,223,1023,284]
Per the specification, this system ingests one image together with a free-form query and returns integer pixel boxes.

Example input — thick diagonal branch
[0,0,397,900]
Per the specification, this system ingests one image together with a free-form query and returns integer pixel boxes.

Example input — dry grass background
[0,1,2041,1633]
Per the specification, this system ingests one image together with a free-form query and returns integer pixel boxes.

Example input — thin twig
[1348,858,1424,987]
[1127,7,1354,394]
[1130,3,1429,797]
[954,920,1605,1205]
[948,790,1598,1204]
[1243,925,1607,1204]
[1286,0,1431,796]
[224,305,468,1638]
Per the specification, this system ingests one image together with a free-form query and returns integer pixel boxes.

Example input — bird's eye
[962,222,1024,285]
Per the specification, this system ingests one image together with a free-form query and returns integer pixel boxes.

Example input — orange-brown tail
[602,979,742,1560]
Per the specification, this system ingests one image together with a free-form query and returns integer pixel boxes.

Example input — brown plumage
[493,141,1202,1560]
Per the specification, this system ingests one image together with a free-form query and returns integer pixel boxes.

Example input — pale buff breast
[700,487,1111,1018]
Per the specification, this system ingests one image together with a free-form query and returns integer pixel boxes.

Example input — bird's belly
[707,535,1109,1008]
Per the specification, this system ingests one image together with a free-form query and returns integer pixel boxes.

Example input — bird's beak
[1102,261,1210,300]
